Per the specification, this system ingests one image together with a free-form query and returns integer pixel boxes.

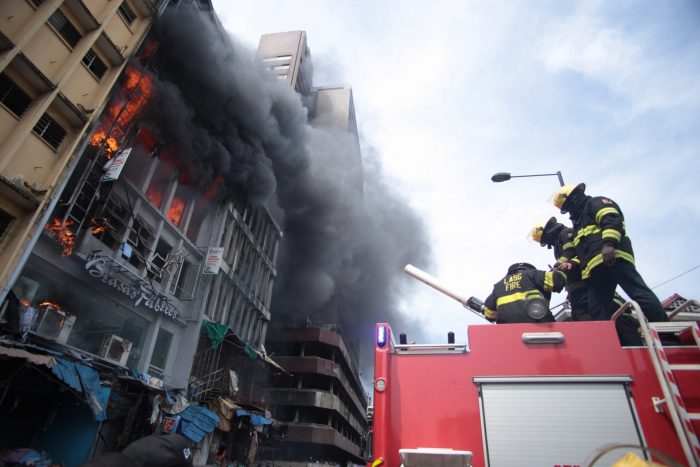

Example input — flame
[168,197,185,225]
[138,40,158,63]
[89,66,154,157]
[39,300,62,310]
[146,185,163,208]
[44,218,75,256]
[90,217,110,235]
[204,175,223,200]
[20,298,30,307]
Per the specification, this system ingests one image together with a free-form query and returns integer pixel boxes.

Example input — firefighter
[531,217,591,321]
[552,183,670,325]
[482,262,567,323]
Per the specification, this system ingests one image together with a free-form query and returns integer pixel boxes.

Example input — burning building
[0,0,157,307]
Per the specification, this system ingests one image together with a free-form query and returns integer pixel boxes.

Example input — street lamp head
[491,172,512,183]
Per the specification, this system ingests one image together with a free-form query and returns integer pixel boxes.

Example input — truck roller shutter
[477,378,645,467]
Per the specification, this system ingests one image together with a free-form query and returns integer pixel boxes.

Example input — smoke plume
[143,4,432,369]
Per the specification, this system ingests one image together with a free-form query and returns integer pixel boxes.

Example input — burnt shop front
[15,236,199,388]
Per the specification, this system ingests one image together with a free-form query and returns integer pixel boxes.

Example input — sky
[211,0,700,345]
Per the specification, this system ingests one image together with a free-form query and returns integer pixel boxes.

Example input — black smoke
[143,4,432,371]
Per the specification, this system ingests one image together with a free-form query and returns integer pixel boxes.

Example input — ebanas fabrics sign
[85,257,179,319]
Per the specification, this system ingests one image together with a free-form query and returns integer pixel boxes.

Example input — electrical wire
[651,263,700,290]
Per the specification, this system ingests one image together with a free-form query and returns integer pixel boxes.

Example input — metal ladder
[629,300,700,466]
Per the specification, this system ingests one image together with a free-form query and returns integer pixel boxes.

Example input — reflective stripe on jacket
[483,269,566,324]
[571,196,635,279]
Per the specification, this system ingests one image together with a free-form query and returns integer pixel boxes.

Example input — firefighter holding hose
[482,262,567,323]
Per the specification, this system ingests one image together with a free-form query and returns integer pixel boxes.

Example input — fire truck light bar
[377,325,387,347]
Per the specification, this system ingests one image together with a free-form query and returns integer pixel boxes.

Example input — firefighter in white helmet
[552,183,670,325]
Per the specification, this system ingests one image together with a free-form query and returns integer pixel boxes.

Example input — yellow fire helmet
[551,183,585,213]
[530,217,557,245]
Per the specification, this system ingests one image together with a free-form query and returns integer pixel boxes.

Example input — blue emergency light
[377,325,387,348]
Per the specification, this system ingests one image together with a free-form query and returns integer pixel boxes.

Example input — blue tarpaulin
[235,408,273,426]
[50,358,110,421]
[177,404,219,443]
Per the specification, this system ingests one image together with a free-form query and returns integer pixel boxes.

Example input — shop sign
[85,257,179,319]
[101,147,132,182]
[203,247,224,275]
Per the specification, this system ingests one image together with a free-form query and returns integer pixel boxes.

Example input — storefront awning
[177,404,219,443]
[202,320,290,376]
[235,408,273,427]
[0,344,110,421]
[0,344,56,367]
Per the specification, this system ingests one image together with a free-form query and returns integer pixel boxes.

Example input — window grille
[48,9,82,48]
[0,74,32,118]
[82,49,108,79]
[117,2,136,25]
[33,113,67,150]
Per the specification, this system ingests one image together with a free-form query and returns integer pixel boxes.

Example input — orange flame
[45,218,75,256]
[39,300,62,310]
[168,197,185,225]
[90,217,110,235]
[20,298,30,307]
[146,185,163,208]
[204,175,223,200]
[89,66,154,157]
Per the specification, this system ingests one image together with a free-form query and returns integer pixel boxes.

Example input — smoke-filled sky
[147,5,431,373]
[210,0,700,348]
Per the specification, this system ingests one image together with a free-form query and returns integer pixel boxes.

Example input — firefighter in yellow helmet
[481,262,567,323]
[531,217,591,321]
[552,183,670,325]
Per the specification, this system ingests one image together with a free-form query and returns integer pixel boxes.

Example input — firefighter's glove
[602,242,616,266]
[554,262,572,272]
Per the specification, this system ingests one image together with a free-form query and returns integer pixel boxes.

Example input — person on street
[482,262,567,323]
[552,183,670,325]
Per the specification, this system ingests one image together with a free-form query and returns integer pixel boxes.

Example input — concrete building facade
[0,0,156,304]
[257,30,313,97]
[265,326,369,466]
[257,30,369,466]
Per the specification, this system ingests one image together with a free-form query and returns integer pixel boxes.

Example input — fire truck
[367,266,700,467]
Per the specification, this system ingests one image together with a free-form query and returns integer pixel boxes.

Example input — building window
[117,2,137,26]
[0,209,14,242]
[149,328,173,378]
[0,74,32,118]
[82,49,108,80]
[33,113,67,150]
[47,9,82,48]
[169,259,196,300]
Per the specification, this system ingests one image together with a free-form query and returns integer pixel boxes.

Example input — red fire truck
[368,266,700,467]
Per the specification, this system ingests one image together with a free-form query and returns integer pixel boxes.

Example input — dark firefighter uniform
[555,183,670,326]
[533,217,590,321]
[482,263,567,324]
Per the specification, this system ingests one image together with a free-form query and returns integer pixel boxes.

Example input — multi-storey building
[264,325,369,466]
[0,1,285,463]
[0,0,156,304]
[257,30,369,466]
[258,30,313,97]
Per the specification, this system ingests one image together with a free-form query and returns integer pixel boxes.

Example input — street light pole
[491,171,565,187]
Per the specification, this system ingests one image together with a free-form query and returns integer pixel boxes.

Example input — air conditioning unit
[99,334,132,366]
[31,305,76,344]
